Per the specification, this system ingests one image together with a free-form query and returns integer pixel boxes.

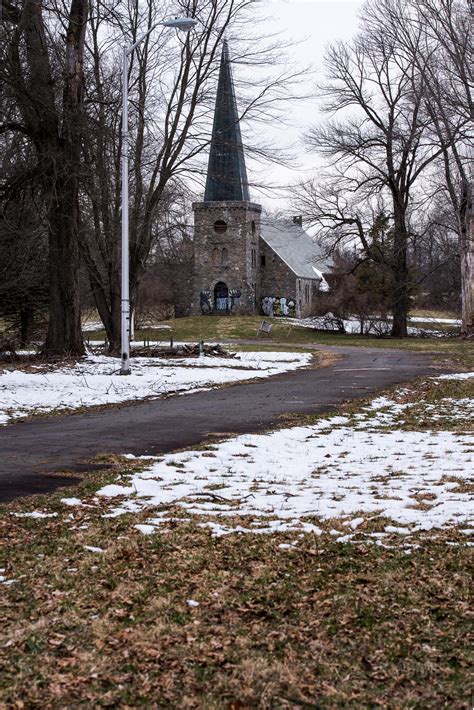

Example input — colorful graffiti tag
[261,296,296,317]
[200,288,243,314]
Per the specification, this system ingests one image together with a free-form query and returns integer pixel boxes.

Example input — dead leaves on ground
[1,510,472,709]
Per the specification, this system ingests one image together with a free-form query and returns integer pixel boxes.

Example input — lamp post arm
[127,22,160,54]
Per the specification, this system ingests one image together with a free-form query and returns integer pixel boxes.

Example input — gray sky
[246,0,363,211]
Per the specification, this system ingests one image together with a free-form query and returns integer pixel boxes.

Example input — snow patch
[134,524,156,535]
[435,372,474,381]
[94,399,473,538]
[13,511,58,519]
[60,497,84,507]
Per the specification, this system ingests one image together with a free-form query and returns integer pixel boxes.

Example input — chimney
[292,215,302,226]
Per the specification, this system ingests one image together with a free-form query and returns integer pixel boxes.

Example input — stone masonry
[191,201,262,316]
[259,234,321,318]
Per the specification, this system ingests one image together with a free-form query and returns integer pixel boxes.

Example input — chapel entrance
[214,282,229,312]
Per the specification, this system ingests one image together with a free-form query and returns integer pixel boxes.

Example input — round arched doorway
[214,282,229,312]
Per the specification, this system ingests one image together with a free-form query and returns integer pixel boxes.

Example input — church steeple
[204,41,250,202]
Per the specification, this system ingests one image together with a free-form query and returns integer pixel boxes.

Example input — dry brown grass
[0,497,472,709]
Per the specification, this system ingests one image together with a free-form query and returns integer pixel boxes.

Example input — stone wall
[191,201,262,316]
[259,238,320,318]
[299,278,320,318]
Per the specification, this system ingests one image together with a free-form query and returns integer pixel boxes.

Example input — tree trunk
[19,304,33,348]
[43,0,88,356]
[44,167,85,355]
[99,283,121,355]
[460,185,473,337]
[78,231,121,354]
[390,211,409,338]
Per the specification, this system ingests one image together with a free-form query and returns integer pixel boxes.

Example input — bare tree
[301,0,456,336]
[413,197,462,312]
[2,0,303,355]
[78,0,305,352]
[375,0,472,335]
[0,132,49,345]
[2,0,88,355]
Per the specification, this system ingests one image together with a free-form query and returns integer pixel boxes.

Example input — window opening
[214,220,227,234]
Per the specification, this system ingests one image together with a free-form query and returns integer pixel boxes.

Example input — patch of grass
[437,476,474,495]
[84,315,473,368]
[0,502,472,708]
[372,378,473,433]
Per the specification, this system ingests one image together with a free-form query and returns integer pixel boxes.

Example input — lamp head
[162,16,198,32]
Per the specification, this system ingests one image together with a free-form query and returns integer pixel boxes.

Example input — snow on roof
[260,218,332,279]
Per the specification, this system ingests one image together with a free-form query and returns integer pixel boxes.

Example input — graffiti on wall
[226,288,242,312]
[261,296,296,318]
[200,288,243,314]
[200,291,212,313]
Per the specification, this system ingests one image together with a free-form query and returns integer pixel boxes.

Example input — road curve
[0,345,441,503]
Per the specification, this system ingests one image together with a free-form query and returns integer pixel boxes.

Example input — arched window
[222,247,228,266]
[212,247,219,266]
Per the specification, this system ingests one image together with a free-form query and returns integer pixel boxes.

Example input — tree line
[1,0,472,352]
[298,0,472,337]
[1,0,302,353]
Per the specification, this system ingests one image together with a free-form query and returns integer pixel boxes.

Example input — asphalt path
[0,344,442,503]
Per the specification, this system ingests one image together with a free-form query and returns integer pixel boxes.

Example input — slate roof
[204,41,250,202]
[260,219,332,279]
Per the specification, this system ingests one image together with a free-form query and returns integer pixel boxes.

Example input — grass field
[84,315,473,368]
[409,308,460,320]
[1,507,471,708]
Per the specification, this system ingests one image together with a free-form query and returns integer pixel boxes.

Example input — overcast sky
[246,0,364,212]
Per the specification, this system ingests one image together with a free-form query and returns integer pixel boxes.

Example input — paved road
[0,345,441,503]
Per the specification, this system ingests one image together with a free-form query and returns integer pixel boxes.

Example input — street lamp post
[120,16,197,375]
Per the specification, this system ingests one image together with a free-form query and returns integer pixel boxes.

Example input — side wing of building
[259,219,331,318]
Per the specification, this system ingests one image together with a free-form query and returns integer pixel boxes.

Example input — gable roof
[260,219,332,279]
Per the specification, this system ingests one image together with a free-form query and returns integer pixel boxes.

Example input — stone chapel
[190,41,330,319]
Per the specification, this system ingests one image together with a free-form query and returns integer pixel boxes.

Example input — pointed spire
[204,41,250,202]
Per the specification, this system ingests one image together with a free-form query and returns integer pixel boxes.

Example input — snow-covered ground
[408,316,461,325]
[285,315,460,336]
[4,373,472,575]
[74,373,473,545]
[0,351,311,425]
